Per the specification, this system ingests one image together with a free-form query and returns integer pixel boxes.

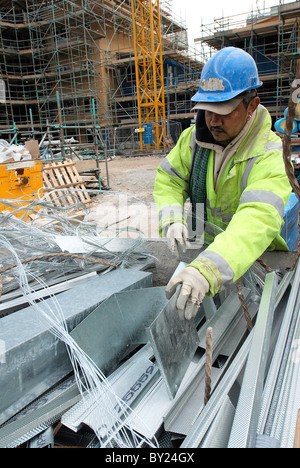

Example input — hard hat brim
[191,96,244,115]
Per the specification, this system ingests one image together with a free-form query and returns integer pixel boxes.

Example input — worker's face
[205,97,260,147]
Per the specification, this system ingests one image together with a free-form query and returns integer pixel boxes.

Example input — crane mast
[130,0,166,151]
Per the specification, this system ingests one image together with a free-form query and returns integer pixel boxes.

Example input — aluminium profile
[1,345,155,448]
[127,366,223,442]
[0,378,81,448]
[27,426,54,448]
[163,286,253,436]
[279,306,300,447]
[264,264,300,446]
[227,272,278,448]
[0,272,97,314]
[257,265,300,436]
[183,270,293,449]
[126,287,255,441]
[199,395,236,448]
[181,330,253,448]
[200,272,294,449]
[0,269,153,426]
[61,356,159,437]
[70,286,168,376]
[182,269,291,448]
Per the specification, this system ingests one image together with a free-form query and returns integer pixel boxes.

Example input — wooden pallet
[42,159,91,207]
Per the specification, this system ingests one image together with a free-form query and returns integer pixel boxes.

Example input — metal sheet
[62,356,158,439]
[70,286,167,376]
[0,272,97,314]
[146,289,199,399]
[1,345,154,448]
[164,287,253,436]
[0,269,153,426]
[0,378,80,448]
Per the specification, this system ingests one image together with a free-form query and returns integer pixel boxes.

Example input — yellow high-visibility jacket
[153,105,292,296]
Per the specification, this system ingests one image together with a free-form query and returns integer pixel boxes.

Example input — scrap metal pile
[0,195,300,448]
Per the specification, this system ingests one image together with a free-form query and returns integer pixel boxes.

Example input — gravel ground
[87,156,164,238]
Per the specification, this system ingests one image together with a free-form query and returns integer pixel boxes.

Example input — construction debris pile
[0,192,300,449]
[0,140,32,164]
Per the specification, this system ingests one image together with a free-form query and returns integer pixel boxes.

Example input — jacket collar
[193,104,272,162]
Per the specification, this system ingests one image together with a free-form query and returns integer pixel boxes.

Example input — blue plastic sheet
[281,192,300,251]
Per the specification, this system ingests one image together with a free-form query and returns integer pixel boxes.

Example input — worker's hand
[165,223,189,259]
[165,267,210,320]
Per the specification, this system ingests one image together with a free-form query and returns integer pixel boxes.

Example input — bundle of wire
[0,194,155,297]
[0,234,158,448]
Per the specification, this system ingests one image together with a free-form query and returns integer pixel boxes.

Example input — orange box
[0,159,43,219]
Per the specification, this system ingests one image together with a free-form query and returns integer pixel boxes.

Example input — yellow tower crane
[130,0,166,151]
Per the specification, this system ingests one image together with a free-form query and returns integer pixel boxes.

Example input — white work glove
[165,223,189,259]
[165,267,210,320]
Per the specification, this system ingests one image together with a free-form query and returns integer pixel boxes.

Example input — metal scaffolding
[196,1,300,120]
[0,0,205,156]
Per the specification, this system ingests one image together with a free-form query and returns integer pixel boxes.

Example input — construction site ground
[86,155,183,285]
[100,155,163,202]
[88,155,163,244]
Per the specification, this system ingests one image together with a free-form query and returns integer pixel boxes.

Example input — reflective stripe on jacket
[153,105,292,296]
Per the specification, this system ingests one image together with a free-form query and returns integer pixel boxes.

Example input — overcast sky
[171,0,295,45]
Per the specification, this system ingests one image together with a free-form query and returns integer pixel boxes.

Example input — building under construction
[1,0,300,156]
[1,0,300,450]
[196,1,300,122]
[0,0,204,156]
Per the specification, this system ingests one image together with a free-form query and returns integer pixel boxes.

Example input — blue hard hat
[192,47,263,103]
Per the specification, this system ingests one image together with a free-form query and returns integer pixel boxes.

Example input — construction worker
[153,47,292,320]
